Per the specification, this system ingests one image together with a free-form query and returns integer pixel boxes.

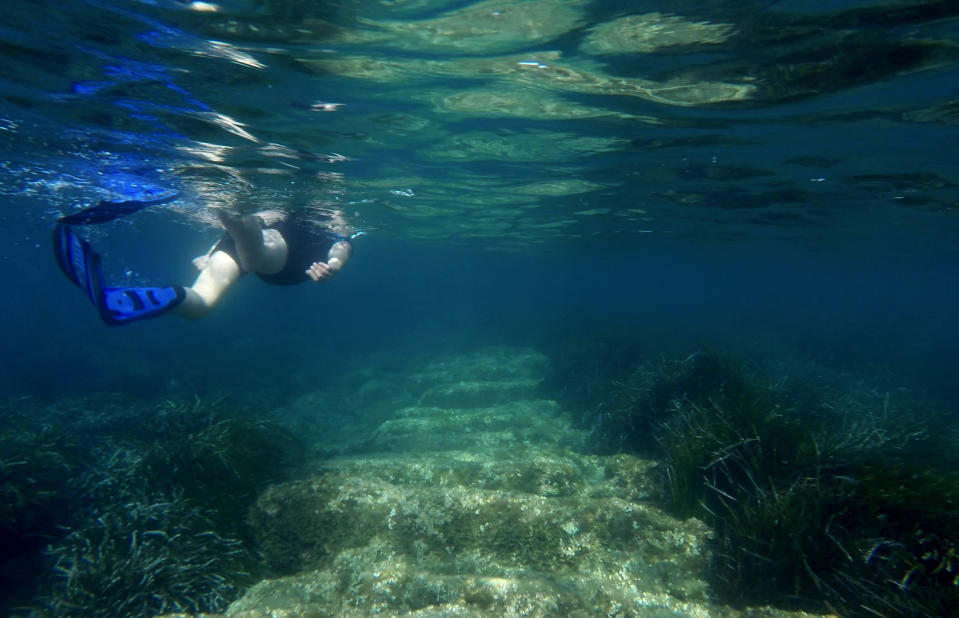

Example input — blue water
[0,0,955,401]
[2,0,959,615]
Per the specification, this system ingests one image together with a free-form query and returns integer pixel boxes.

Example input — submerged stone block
[371,400,580,452]
[218,347,834,618]
[416,379,543,408]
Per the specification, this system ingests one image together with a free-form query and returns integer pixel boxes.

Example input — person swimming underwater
[53,199,354,326]
[175,208,353,319]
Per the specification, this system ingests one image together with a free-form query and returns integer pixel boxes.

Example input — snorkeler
[53,198,353,326]
[175,208,353,320]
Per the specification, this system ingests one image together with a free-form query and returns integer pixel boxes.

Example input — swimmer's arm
[305,240,352,283]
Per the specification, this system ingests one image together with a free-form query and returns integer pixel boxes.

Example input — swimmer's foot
[215,208,263,239]
[100,285,186,326]
[53,224,185,326]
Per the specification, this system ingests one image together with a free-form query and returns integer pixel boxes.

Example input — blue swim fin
[57,189,179,225]
[99,285,185,326]
[53,223,104,309]
[52,224,185,326]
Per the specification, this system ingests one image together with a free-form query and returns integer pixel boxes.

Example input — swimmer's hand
[306,260,340,283]
[309,241,351,283]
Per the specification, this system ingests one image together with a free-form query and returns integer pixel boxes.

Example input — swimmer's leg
[174,250,242,320]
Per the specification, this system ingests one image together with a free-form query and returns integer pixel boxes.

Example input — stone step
[406,347,551,390]
[225,556,714,618]
[184,346,835,618]
[372,428,565,453]
[248,470,709,584]
[370,400,583,452]
[304,450,660,504]
[392,398,560,422]
[415,378,543,408]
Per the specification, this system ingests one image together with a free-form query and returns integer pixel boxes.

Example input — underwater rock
[194,347,836,618]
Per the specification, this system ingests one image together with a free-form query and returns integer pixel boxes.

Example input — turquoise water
[2,1,959,616]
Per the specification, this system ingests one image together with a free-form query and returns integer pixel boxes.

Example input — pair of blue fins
[53,190,186,326]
